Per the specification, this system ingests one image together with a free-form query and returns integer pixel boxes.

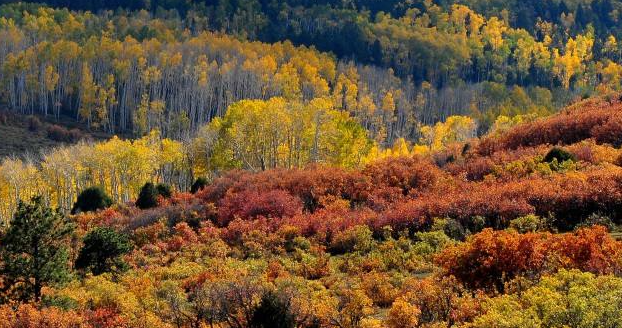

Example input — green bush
[433,218,467,241]
[509,214,544,233]
[71,187,113,214]
[413,230,453,257]
[156,183,172,198]
[41,295,79,310]
[250,291,295,328]
[190,177,208,194]
[136,182,159,209]
[576,213,615,231]
[543,147,575,164]
[329,225,375,254]
[75,227,132,275]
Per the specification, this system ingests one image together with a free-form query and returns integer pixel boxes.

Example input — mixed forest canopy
[1,0,622,146]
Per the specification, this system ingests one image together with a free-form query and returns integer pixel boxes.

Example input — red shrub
[525,167,622,229]
[46,124,84,142]
[220,217,277,245]
[200,158,442,217]
[448,145,549,181]
[283,207,376,242]
[167,222,199,251]
[591,111,622,146]
[362,156,440,195]
[567,142,596,163]
[217,189,303,225]
[477,98,622,156]
[75,208,125,232]
[200,167,375,215]
[85,307,128,328]
[375,166,622,233]
[551,225,622,273]
[27,115,43,132]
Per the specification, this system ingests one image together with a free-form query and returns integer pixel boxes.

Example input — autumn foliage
[0,304,85,328]
[477,98,622,155]
[436,226,622,290]
[2,95,622,327]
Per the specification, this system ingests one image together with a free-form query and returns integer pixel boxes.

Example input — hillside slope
[0,111,104,158]
[0,112,60,157]
[1,96,622,327]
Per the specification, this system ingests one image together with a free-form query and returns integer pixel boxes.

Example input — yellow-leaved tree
[192,97,372,174]
[419,116,477,152]
[0,131,185,220]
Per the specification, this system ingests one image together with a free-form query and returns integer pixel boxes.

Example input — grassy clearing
[0,111,61,158]
[0,110,110,159]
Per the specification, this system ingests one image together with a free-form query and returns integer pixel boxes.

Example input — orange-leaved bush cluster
[435,226,622,290]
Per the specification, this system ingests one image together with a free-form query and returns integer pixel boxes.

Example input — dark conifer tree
[1,197,75,302]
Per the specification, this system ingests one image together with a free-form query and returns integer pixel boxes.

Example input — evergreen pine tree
[250,291,295,328]
[191,177,208,194]
[75,227,132,275]
[156,183,173,198]
[71,186,113,214]
[1,197,75,303]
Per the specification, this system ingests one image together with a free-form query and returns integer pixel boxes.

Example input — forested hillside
[1,0,621,148]
[2,0,622,327]
[1,94,622,327]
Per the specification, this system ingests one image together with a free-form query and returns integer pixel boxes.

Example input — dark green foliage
[466,215,487,234]
[461,143,471,156]
[543,147,576,164]
[0,196,75,302]
[250,291,295,328]
[156,183,172,198]
[41,294,79,310]
[75,227,132,275]
[576,212,615,231]
[191,177,208,194]
[136,182,159,209]
[71,186,113,214]
[443,218,466,241]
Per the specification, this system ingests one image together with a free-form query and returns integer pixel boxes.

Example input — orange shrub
[435,226,622,291]
[0,304,86,328]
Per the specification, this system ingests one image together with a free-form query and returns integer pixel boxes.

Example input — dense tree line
[3,2,622,146]
[4,0,622,87]
[3,95,622,225]
[0,4,431,145]
[0,96,379,222]
[4,0,622,42]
